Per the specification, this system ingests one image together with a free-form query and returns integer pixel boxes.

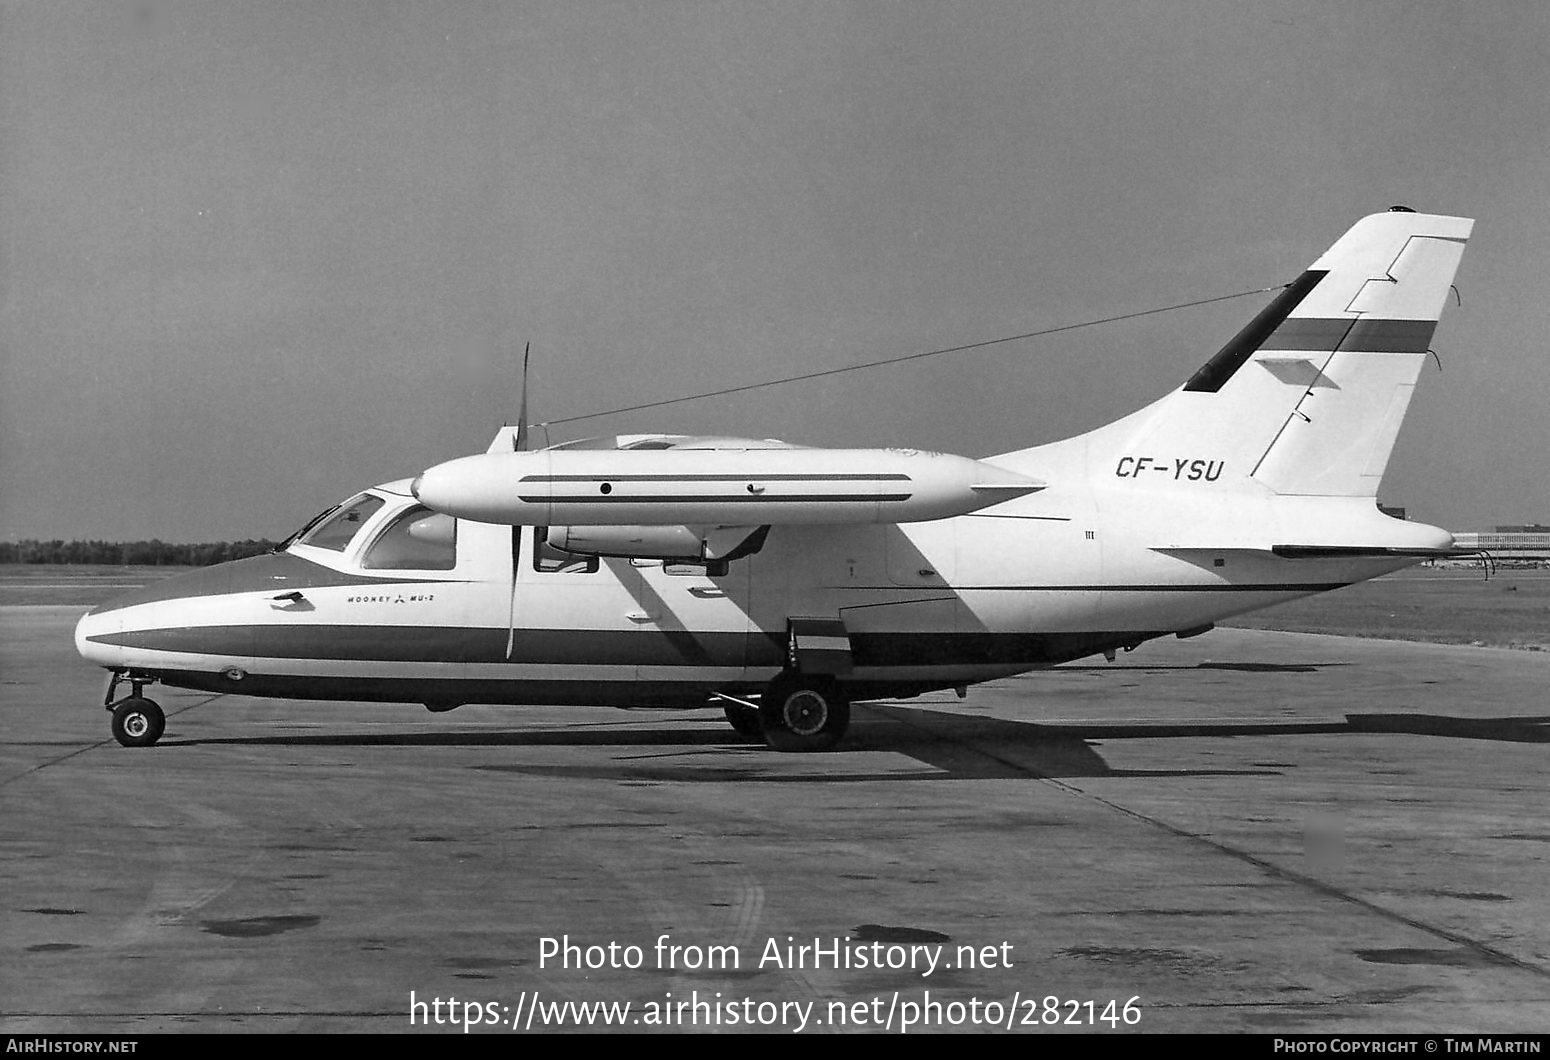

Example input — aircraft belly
[1093,587,1313,631]
[847,663,1029,684]
[153,669,723,708]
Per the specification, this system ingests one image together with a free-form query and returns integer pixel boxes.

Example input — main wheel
[758,674,850,752]
[111,697,165,748]
[723,704,763,740]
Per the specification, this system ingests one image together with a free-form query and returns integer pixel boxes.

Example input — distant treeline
[0,539,280,566]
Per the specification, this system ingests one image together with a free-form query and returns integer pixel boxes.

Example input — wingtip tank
[413,447,1042,526]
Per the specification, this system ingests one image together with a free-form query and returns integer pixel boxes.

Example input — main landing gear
[716,675,851,751]
[717,674,852,751]
[756,673,850,752]
[104,672,164,748]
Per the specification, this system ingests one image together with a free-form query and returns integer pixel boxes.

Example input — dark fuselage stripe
[905,583,1351,593]
[521,473,912,482]
[90,626,1189,672]
[520,494,914,504]
[93,625,753,667]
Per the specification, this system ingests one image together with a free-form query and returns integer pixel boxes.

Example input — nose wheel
[103,672,165,748]
[110,697,165,747]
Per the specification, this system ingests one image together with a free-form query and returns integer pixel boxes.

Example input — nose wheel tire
[759,674,849,752]
[111,697,165,748]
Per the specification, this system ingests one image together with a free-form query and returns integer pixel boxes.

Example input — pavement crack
[0,695,224,789]
[878,706,1550,982]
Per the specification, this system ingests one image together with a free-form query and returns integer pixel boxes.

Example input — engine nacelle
[547,524,701,560]
[545,524,768,562]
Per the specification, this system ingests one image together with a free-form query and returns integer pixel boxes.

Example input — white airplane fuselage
[74,209,1474,748]
[73,465,1446,708]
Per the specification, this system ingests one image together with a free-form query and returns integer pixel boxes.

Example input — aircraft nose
[75,607,123,667]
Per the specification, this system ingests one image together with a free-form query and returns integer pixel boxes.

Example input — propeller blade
[514,342,531,452]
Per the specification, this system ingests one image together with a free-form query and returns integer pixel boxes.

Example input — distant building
[1450,529,1550,565]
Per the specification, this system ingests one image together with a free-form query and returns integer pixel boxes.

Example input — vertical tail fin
[1242,209,1472,496]
[1003,210,1473,498]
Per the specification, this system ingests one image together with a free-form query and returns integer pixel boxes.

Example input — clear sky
[3,0,1547,541]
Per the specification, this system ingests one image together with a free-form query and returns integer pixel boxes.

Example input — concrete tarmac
[3,604,1549,1034]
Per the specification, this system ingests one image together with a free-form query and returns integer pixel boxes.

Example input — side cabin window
[362,506,457,570]
[533,528,599,574]
[299,495,385,552]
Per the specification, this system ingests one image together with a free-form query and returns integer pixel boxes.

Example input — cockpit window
[362,506,457,570]
[297,495,385,552]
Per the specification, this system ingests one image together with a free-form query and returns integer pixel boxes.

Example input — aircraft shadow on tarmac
[161,706,1550,783]
[1062,661,1351,673]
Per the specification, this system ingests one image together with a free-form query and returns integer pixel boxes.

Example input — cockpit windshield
[273,506,337,552]
[295,494,386,552]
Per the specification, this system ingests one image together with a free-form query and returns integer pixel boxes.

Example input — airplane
[76,208,1476,752]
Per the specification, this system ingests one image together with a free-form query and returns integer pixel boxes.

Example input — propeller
[507,341,531,658]
[513,341,530,452]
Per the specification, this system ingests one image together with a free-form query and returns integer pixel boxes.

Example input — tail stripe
[1264,318,1436,353]
[1183,270,1327,393]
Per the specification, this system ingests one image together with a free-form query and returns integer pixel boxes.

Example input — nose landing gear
[104,672,165,748]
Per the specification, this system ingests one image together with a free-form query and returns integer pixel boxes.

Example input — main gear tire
[758,674,850,752]
[723,704,764,740]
